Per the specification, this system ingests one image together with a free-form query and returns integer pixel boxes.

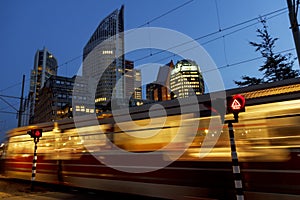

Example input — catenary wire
[57,4,289,70]
[137,0,194,28]
[203,48,296,73]
[59,0,194,68]
[147,9,288,67]
[134,7,288,63]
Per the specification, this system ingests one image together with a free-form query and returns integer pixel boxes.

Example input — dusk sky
[0,0,298,141]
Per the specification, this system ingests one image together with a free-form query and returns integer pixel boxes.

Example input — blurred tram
[2,78,300,200]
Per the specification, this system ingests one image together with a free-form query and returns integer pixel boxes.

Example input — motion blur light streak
[2,87,300,199]
[73,27,225,173]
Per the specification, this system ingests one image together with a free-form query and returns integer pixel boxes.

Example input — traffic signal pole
[27,129,42,191]
[226,119,244,200]
[31,137,39,191]
[224,95,245,200]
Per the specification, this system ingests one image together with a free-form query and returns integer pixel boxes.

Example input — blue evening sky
[0,0,298,141]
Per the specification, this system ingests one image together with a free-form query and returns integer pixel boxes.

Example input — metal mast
[287,0,300,67]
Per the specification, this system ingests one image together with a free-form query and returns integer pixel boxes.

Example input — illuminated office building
[33,75,75,123]
[124,60,142,100]
[170,59,204,98]
[82,5,125,107]
[26,47,58,125]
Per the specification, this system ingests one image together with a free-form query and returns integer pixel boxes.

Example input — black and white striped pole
[31,137,39,191]
[27,129,42,191]
[225,94,245,200]
[228,121,244,200]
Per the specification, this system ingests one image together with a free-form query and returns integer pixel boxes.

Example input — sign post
[27,129,42,191]
[225,94,245,200]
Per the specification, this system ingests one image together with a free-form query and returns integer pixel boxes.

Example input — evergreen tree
[234,76,263,87]
[234,18,299,87]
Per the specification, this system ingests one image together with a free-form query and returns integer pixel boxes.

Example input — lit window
[102,50,113,55]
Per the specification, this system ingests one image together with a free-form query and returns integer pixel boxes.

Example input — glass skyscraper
[82,5,125,107]
[26,47,58,124]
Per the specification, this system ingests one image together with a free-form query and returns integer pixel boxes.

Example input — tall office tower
[124,60,142,100]
[27,47,58,124]
[133,70,142,100]
[170,59,204,99]
[82,5,124,108]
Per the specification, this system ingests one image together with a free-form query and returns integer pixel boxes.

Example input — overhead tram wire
[0,111,19,115]
[134,6,288,64]
[0,95,21,100]
[202,9,287,46]
[0,1,196,118]
[211,7,287,34]
[0,82,21,93]
[1,1,195,120]
[58,53,83,69]
[214,0,222,32]
[153,36,294,76]
[153,46,295,74]
[151,48,295,76]
[0,102,20,112]
[214,0,229,68]
[147,9,288,67]
[203,48,296,73]
[0,82,23,116]
[0,98,25,118]
[1,74,31,99]
[0,76,30,99]
[54,5,288,73]
[54,0,195,71]
[137,0,194,28]
[0,97,18,112]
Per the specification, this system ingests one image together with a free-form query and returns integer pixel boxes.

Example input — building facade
[124,60,142,100]
[146,60,174,101]
[33,75,95,123]
[170,59,204,98]
[82,5,125,107]
[146,83,171,101]
[33,75,75,123]
[25,47,58,125]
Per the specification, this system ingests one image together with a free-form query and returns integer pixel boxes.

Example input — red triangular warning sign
[231,99,241,110]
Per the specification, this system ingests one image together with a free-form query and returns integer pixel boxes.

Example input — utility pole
[18,75,25,127]
[287,0,300,67]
